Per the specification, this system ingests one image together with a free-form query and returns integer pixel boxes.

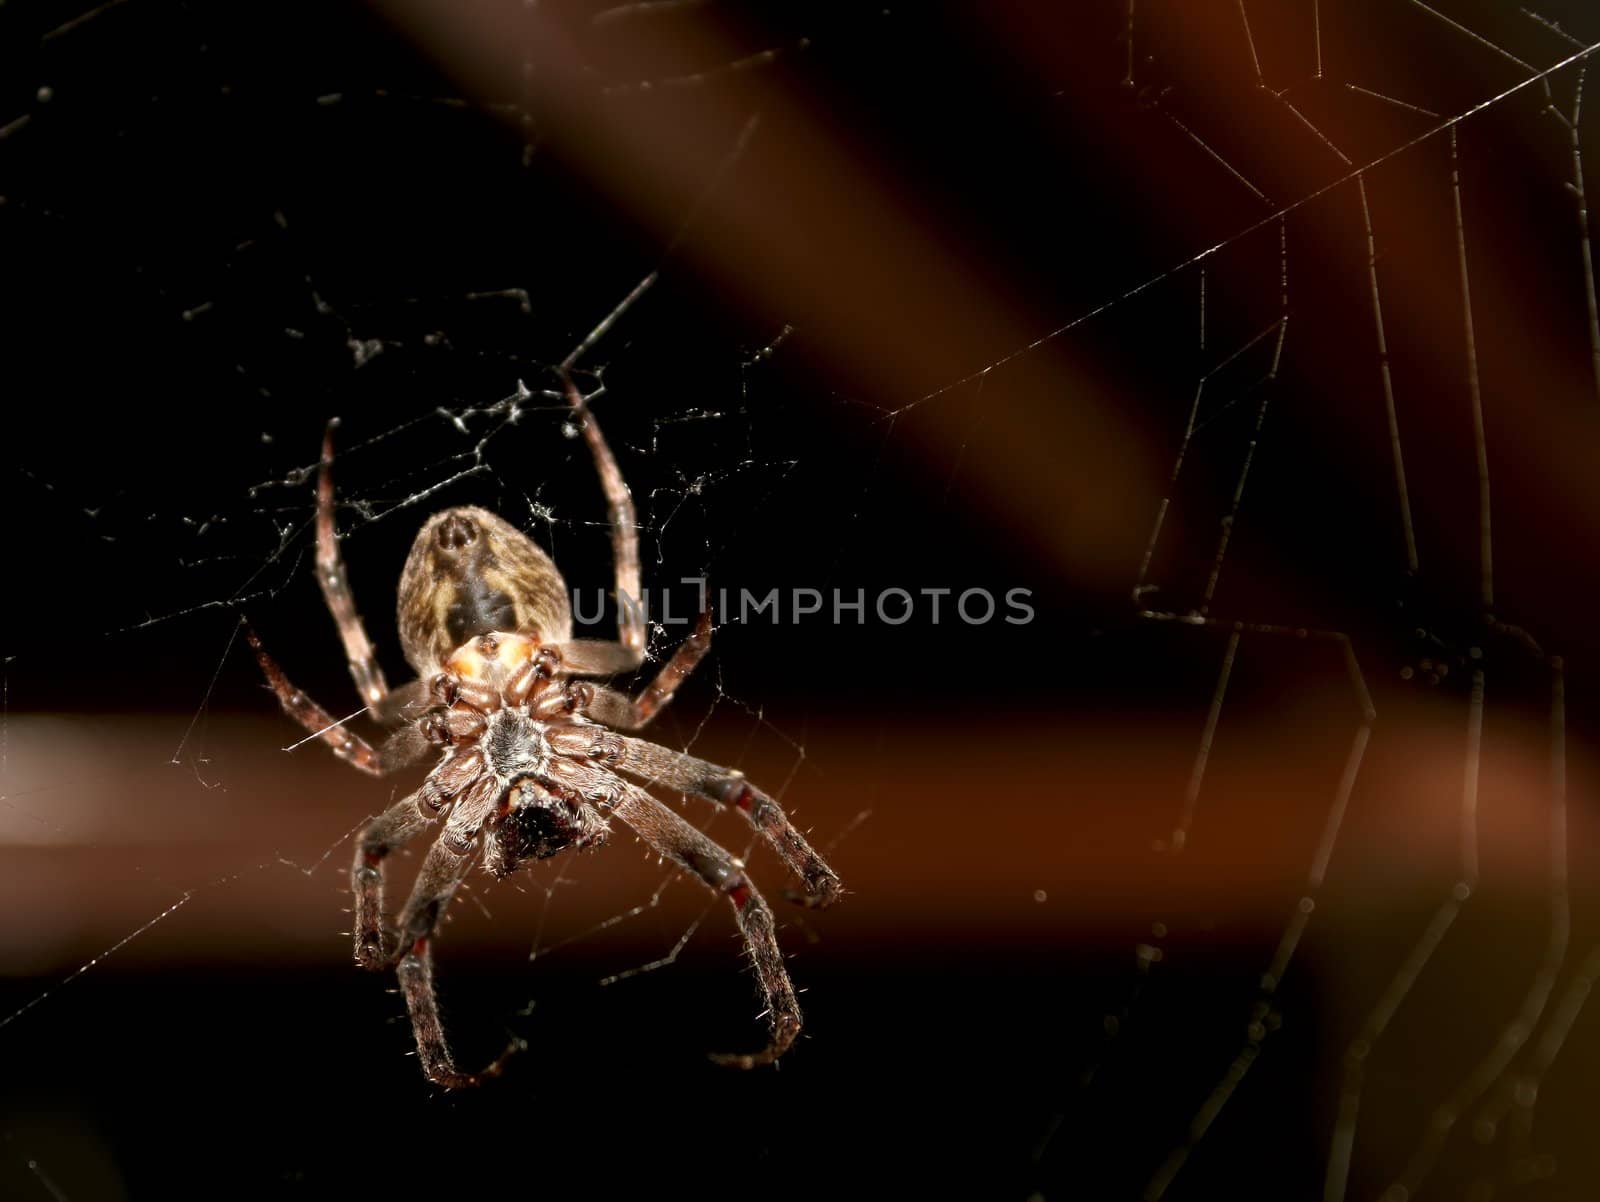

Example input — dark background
[4,1,1600,1198]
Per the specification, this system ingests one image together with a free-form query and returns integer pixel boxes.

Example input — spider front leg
[561,372,645,670]
[315,418,393,713]
[557,376,712,709]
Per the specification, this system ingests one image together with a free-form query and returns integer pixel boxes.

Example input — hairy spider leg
[352,791,434,968]
[628,605,714,723]
[560,606,714,727]
[561,373,645,669]
[600,776,802,1066]
[551,725,841,909]
[316,419,394,714]
[245,625,434,778]
[392,833,524,1088]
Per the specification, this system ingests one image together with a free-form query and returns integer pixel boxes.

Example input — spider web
[4,1,1600,1198]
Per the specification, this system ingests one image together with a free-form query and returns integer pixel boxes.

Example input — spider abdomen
[397,507,574,674]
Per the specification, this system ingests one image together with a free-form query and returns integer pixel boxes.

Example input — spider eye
[435,513,478,550]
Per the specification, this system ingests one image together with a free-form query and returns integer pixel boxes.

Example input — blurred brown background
[5,1,1600,1198]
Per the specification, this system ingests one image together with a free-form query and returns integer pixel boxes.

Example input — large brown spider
[246,379,842,1087]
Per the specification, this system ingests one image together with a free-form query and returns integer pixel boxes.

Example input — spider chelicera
[246,378,842,1087]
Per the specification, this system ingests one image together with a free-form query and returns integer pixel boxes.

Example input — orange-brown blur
[5,1,1600,1198]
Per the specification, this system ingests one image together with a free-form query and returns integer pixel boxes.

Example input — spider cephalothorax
[248,380,841,1088]
[416,631,615,874]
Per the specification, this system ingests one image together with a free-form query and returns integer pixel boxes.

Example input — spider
[246,378,842,1087]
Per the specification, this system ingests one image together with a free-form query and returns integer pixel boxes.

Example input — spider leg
[561,372,645,670]
[558,607,713,726]
[315,419,393,712]
[390,780,522,1089]
[245,625,431,777]
[555,729,842,908]
[552,639,650,678]
[352,791,434,969]
[589,772,801,1067]
[393,839,523,1088]
[627,606,713,725]
[369,679,432,726]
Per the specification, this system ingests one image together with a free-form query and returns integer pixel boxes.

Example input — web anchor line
[562,110,763,374]
[907,37,1600,414]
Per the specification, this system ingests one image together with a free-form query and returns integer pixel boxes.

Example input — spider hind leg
[393,836,524,1089]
